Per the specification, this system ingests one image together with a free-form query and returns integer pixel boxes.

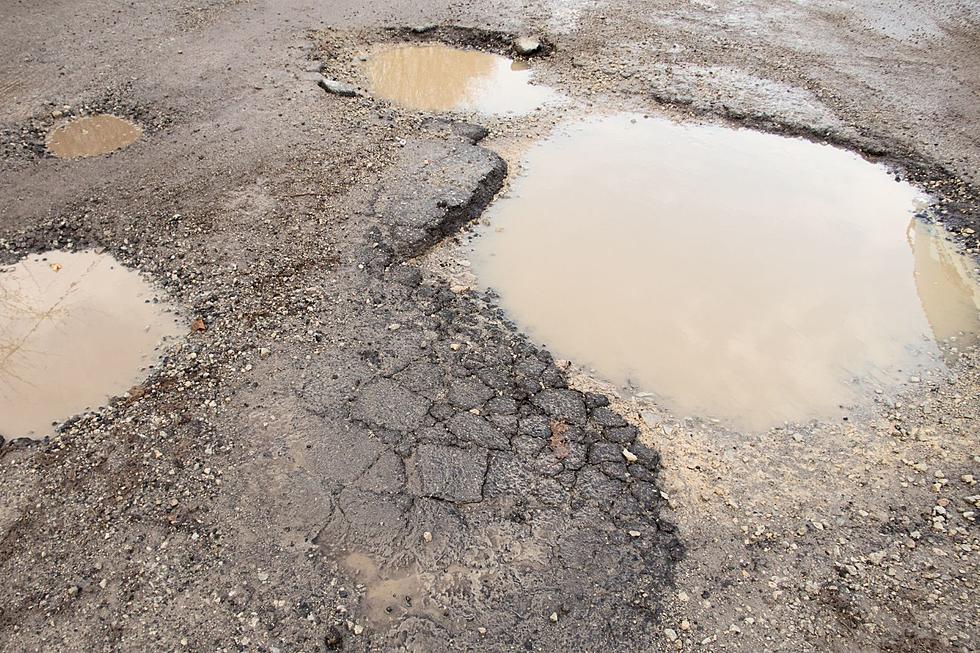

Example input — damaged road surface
[0,117,680,650]
[256,125,680,649]
[1,0,979,652]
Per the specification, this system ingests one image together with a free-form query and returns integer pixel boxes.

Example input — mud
[45,114,142,159]
[339,552,432,626]
[366,44,556,114]
[0,250,181,439]
[470,114,979,429]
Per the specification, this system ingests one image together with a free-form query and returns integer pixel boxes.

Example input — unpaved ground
[1,0,978,652]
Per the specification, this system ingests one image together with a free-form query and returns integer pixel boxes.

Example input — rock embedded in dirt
[317,75,359,97]
[513,35,542,55]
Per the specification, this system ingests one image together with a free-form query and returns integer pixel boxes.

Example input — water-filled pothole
[46,114,142,159]
[365,44,556,114]
[471,115,980,430]
[0,250,182,439]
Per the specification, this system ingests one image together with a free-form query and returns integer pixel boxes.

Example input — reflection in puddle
[46,114,142,159]
[910,220,980,345]
[471,115,980,430]
[0,250,182,439]
[365,44,556,114]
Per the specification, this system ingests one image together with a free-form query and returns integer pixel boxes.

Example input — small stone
[628,530,641,537]
[423,531,432,542]
[318,76,359,97]
[257,571,269,582]
[549,611,559,623]
[259,347,271,358]
[680,619,690,631]
[664,628,678,641]
[387,323,401,331]
[478,627,487,636]
[622,447,638,463]
[513,35,542,56]
[353,624,364,635]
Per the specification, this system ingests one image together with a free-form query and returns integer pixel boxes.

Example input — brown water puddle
[365,44,556,114]
[0,250,182,439]
[46,114,142,159]
[341,552,437,625]
[471,115,980,430]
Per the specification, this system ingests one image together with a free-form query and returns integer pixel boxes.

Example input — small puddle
[46,114,142,159]
[341,552,435,625]
[0,250,182,439]
[365,44,556,114]
[471,115,980,430]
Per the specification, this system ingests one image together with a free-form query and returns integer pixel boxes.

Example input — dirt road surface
[1,1,978,651]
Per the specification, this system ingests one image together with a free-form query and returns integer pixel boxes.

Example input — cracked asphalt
[1,0,978,652]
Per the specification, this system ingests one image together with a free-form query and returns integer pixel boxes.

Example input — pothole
[469,114,980,430]
[0,250,182,440]
[365,44,557,114]
[45,114,142,159]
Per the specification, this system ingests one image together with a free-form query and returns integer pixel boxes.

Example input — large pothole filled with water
[470,114,980,430]
[46,114,142,159]
[365,44,557,114]
[0,250,182,439]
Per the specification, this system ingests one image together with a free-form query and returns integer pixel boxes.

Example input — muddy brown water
[365,44,556,114]
[0,250,182,439]
[471,114,980,430]
[46,114,142,159]
[341,552,437,625]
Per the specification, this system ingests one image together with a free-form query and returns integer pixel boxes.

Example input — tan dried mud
[365,44,556,114]
[471,115,980,430]
[46,114,142,159]
[0,250,182,439]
